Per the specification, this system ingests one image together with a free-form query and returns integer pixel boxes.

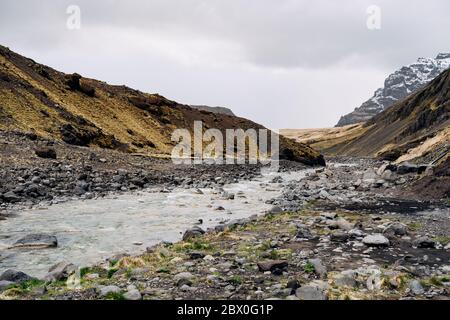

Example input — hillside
[0,45,324,166]
[189,105,235,116]
[280,124,367,153]
[336,53,450,126]
[325,68,449,163]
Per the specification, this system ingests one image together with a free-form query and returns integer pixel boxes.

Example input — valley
[0,46,449,301]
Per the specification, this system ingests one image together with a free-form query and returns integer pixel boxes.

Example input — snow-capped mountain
[336,53,450,127]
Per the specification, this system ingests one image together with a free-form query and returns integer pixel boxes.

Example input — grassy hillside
[0,45,324,166]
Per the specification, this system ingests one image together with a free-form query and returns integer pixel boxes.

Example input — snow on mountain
[336,53,450,127]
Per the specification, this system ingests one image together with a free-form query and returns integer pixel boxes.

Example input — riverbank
[1,206,449,300]
[1,159,449,300]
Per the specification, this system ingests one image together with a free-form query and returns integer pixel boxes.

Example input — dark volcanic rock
[35,147,57,159]
[257,260,288,273]
[182,227,205,241]
[0,269,35,283]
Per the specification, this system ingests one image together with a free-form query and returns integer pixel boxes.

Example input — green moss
[433,236,450,245]
[19,279,46,290]
[104,292,125,300]
[407,222,422,231]
[107,268,118,279]
[80,267,90,278]
[228,275,242,285]
[303,262,315,274]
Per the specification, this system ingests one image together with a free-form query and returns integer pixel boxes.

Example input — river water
[0,169,311,278]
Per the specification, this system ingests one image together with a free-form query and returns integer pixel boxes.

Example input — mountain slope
[326,68,450,162]
[189,105,235,116]
[336,53,450,126]
[0,45,324,166]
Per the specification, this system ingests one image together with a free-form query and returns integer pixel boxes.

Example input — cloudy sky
[1,0,449,128]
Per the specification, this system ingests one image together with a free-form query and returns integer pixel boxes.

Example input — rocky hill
[0,45,324,166]
[326,68,449,163]
[189,105,235,116]
[336,53,450,126]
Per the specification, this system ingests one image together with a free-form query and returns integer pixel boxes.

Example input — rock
[320,212,337,219]
[362,169,378,180]
[295,226,315,240]
[0,269,34,283]
[409,280,425,295]
[124,286,142,300]
[295,280,329,300]
[45,261,77,281]
[381,170,395,181]
[2,191,21,203]
[366,273,383,291]
[286,279,301,293]
[269,206,283,214]
[0,280,14,291]
[174,272,194,283]
[182,227,205,241]
[35,148,57,159]
[330,231,350,243]
[98,285,121,298]
[383,222,408,237]
[12,234,58,248]
[349,228,366,238]
[319,190,331,199]
[397,162,419,174]
[189,251,205,260]
[334,270,357,288]
[376,163,389,176]
[308,259,327,278]
[362,234,390,247]
[326,217,353,231]
[414,237,436,248]
[257,260,288,274]
[221,191,235,200]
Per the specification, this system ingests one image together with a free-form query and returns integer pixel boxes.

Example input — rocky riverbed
[0,157,448,300]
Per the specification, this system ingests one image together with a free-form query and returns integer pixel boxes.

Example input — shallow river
[0,169,311,278]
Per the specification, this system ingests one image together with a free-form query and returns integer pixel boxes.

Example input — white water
[0,169,311,278]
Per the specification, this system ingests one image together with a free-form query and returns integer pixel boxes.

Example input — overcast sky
[1,0,449,128]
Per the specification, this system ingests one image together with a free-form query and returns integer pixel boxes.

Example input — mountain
[326,68,449,162]
[189,105,235,116]
[0,45,325,166]
[336,53,450,126]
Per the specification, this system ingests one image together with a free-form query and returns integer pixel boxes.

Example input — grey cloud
[0,0,448,128]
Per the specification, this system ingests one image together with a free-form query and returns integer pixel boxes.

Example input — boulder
[383,222,408,237]
[45,261,77,281]
[397,162,419,174]
[307,259,327,278]
[2,191,21,203]
[362,234,390,247]
[414,237,436,249]
[12,234,58,249]
[182,227,205,241]
[409,280,425,295]
[334,270,357,288]
[295,280,329,300]
[257,260,288,273]
[98,285,121,298]
[330,231,350,243]
[124,285,142,300]
[35,148,57,159]
[0,269,34,283]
